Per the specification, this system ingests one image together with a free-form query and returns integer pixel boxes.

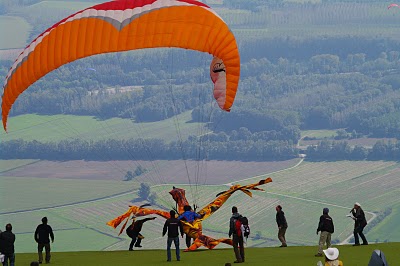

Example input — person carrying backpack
[228,206,245,263]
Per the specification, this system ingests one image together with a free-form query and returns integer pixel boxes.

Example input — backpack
[235,216,250,238]
[240,216,250,238]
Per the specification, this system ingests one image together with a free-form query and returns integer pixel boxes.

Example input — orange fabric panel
[2,5,240,131]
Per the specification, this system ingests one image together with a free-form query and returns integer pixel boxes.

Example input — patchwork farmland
[1,159,399,252]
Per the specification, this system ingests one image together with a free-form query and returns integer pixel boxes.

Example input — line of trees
[0,137,298,161]
[306,140,400,161]
[3,137,400,161]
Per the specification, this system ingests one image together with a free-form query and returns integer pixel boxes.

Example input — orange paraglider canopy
[1,0,240,131]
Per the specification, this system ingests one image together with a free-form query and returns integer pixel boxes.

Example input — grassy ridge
[15,243,400,266]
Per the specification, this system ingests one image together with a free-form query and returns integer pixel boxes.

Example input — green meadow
[15,243,400,266]
[300,130,337,139]
[1,112,206,142]
[0,16,30,49]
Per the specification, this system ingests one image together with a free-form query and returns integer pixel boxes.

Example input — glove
[316,230,319,235]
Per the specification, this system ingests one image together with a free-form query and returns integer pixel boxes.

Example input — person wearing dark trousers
[163,210,184,262]
[0,224,15,266]
[34,217,54,264]
[351,202,368,246]
[315,208,334,257]
[229,206,244,263]
[126,216,156,251]
[178,205,201,248]
[276,205,288,247]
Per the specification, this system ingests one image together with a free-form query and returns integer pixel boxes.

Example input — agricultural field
[0,16,31,49]
[0,112,207,142]
[0,159,39,173]
[0,175,138,213]
[301,130,337,140]
[1,160,399,252]
[1,158,301,183]
[367,203,400,243]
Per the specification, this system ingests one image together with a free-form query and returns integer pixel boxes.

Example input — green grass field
[14,243,400,266]
[301,130,337,139]
[0,16,31,49]
[1,112,206,142]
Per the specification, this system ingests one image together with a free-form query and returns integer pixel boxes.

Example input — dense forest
[1,0,400,161]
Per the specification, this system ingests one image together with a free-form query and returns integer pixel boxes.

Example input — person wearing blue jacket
[178,205,201,248]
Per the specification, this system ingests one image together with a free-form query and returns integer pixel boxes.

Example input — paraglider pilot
[126,216,156,251]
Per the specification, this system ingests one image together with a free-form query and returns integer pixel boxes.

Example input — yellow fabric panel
[2,5,239,130]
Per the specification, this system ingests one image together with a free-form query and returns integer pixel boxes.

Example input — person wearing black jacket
[351,202,368,246]
[34,217,54,264]
[0,224,15,266]
[163,210,184,262]
[275,205,288,247]
[126,216,156,251]
[315,208,334,257]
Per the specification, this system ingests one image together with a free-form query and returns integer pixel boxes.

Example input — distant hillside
[1,0,400,161]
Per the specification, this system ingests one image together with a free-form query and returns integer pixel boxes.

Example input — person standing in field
[162,210,184,262]
[315,208,334,257]
[0,223,15,266]
[229,206,245,263]
[126,216,156,251]
[351,202,368,246]
[275,205,288,247]
[34,217,54,264]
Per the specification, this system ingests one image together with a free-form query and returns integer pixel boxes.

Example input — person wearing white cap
[350,202,368,246]
[320,247,343,266]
